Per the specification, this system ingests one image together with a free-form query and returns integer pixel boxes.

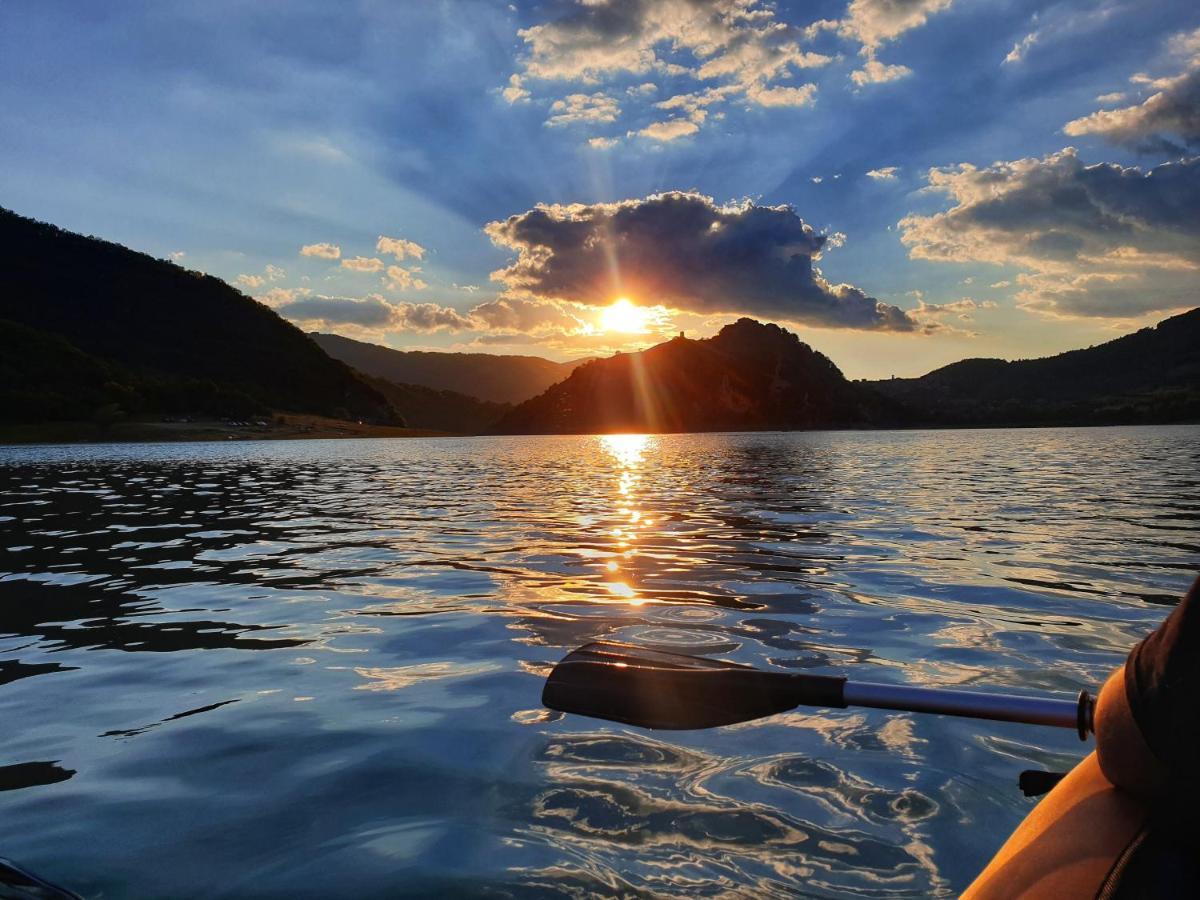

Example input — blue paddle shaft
[843,680,1093,737]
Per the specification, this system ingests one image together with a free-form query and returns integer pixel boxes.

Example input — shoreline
[2,416,1196,448]
[0,413,455,446]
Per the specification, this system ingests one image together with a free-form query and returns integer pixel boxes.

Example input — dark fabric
[1100,824,1200,899]
[1124,574,1200,816]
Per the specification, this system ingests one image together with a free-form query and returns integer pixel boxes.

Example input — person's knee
[1095,665,1169,801]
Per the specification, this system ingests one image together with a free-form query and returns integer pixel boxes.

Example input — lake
[1,427,1197,898]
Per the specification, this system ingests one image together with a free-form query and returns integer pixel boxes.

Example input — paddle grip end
[1077,689,1094,741]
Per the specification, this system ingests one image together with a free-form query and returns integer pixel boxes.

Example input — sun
[599,297,651,334]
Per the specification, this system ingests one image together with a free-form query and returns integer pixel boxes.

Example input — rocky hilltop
[493,318,904,434]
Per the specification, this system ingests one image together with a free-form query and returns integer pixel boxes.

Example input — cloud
[588,136,620,149]
[1063,34,1200,152]
[340,256,385,272]
[998,2,1126,67]
[393,302,475,332]
[277,295,472,332]
[255,286,310,307]
[1003,32,1038,65]
[485,191,921,331]
[744,82,817,107]
[300,242,341,259]
[502,73,530,103]
[377,235,426,260]
[236,264,285,288]
[383,264,428,291]
[899,148,1200,318]
[837,0,954,51]
[546,92,620,126]
[631,118,700,142]
[469,296,587,333]
[278,295,400,329]
[505,0,832,137]
[866,166,899,179]
[850,57,912,86]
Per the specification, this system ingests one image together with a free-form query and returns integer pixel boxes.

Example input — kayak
[964,752,1147,898]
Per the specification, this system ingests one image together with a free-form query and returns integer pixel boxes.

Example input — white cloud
[1064,34,1200,152]
[851,57,912,86]
[255,286,310,307]
[999,3,1128,68]
[899,148,1200,319]
[504,0,833,138]
[377,235,426,261]
[502,73,530,103]
[546,92,620,127]
[300,242,341,260]
[383,265,428,292]
[588,136,619,149]
[838,0,954,51]
[631,119,700,142]
[236,274,264,288]
[866,166,899,179]
[1003,32,1038,65]
[745,82,817,107]
[340,256,385,273]
[264,264,285,281]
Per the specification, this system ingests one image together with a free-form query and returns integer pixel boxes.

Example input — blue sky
[1,0,1197,378]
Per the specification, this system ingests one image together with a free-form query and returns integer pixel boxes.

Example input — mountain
[311,332,590,404]
[360,375,510,433]
[493,318,903,434]
[0,207,397,423]
[869,307,1200,425]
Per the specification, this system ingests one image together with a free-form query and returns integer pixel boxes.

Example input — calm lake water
[1,427,1197,898]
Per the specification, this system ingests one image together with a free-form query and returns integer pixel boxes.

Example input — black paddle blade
[542,641,844,730]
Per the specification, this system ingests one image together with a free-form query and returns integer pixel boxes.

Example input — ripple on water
[0,427,1195,897]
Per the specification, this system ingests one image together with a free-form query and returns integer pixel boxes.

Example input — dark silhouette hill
[869,307,1200,425]
[0,207,397,423]
[493,318,904,434]
[312,332,589,404]
[360,375,510,433]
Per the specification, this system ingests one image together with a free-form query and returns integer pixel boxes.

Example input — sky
[1,0,1197,379]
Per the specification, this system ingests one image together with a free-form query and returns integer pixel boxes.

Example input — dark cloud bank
[486,191,919,331]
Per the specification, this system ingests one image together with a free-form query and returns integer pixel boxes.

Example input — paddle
[543,641,1095,739]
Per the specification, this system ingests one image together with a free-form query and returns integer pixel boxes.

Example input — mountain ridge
[0,206,397,423]
[312,332,591,404]
[868,307,1200,425]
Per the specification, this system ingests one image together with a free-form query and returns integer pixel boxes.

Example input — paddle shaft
[842,680,1093,737]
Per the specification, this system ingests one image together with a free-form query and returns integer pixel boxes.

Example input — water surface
[1,428,1197,897]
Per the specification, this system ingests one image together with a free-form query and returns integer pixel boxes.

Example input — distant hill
[312,332,590,404]
[869,307,1200,425]
[0,207,397,423]
[360,375,510,433]
[493,318,904,434]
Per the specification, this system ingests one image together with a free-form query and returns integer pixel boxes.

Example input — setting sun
[599,297,651,334]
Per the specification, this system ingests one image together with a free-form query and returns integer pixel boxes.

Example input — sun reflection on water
[598,434,655,606]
